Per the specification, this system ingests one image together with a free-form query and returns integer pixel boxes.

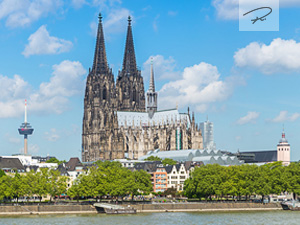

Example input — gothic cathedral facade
[82,14,203,162]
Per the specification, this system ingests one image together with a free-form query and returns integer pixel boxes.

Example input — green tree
[0,170,5,178]
[144,156,162,161]
[48,169,68,202]
[0,175,13,201]
[46,158,66,165]
[128,170,152,200]
[162,158,177,166]
[12,173,28,202]
[68,174,86,202]
[35,168,50,202]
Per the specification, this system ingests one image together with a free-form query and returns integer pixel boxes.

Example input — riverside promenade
[0,202,282,215]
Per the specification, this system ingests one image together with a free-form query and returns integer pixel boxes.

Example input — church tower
[146,60,158,118]
[82,13,117,162]
[116,16,146,112]
[277,128,290,166]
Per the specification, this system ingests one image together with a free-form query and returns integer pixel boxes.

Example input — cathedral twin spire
[92,14,138,77]
[122,16,138,76]
[91,13,148,112]
[92,13,108,75]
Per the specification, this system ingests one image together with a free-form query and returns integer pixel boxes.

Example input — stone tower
[116,16,145,112]
[277,128,290,166]
[146,60,158,118]
[82,14,122,162]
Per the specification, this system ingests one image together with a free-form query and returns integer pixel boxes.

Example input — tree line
[184,162,300,201]
[0,161,152,202]
[68,161,152,201]
[0,168,67,202]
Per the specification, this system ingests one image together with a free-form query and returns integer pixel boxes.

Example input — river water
[1,211,300,225]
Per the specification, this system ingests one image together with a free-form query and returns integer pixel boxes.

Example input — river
[1,211,300,225]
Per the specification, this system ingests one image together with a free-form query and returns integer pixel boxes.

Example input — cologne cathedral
[82,14,203,162]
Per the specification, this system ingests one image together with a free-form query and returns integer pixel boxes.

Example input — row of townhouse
[134,161,202,192]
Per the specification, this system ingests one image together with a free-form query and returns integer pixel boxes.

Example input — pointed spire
[149,58,155,92]
[92,13,108,74]
[122,16,137,75]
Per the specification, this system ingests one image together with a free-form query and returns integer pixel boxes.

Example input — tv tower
[18,100,34,155]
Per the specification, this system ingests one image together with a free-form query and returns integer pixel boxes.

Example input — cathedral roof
[117,108,191,127]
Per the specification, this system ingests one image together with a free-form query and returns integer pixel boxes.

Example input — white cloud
[89,0,132,35]
[168,11,178,17]
[39,60,86,97]
[212,0,300,20]
[7,136,21,144]
[212,0,239,20]
[104,8,130,34]
[29,144,39,154]
[237,111,260,125]
[153,14,159,32]
[71,0,86,9]
[234,38,300,74]
[0,60,86,118]
[23,25,73,57]
[156,61,244,112]
[90,7,131,36]
[269,111,300,123]
[142,55,181,83]
[0,0,63,28]
[235,136,241,141]
[45,128,60,142]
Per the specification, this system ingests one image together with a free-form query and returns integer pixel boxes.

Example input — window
[103,87,107,100]
[180,176,185,179]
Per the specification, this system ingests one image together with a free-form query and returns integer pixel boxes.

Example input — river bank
[0,202,282,215]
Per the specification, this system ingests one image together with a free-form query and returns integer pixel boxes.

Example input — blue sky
[0,0,300,161]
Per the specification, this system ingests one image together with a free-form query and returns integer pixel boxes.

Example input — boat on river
[93,203,136,214]
[281,200,300,211]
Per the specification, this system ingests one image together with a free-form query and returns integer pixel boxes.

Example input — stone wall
[0,203,282,215]
[0,205,97,215]
[131,203,282,212]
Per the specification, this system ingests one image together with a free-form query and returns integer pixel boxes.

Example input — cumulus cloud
[71,0,86,9]
[104,8,131,34]
[157,61,244,112]
[153,14,160,32]
[0,0,63,28]
[234,38,300,74]
[212,0,300,20]
[23,25,73,57]
[29,144,39,154]
[142,55,181,83]
[269,111,300,123]
[45,128,60,142]
[90,0,131,36]
[237,111,260,125]
[0,60,86,118]
[6,134,21,144]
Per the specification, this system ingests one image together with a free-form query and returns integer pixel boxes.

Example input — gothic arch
[133,88,137,102]
[103,86,107,100]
